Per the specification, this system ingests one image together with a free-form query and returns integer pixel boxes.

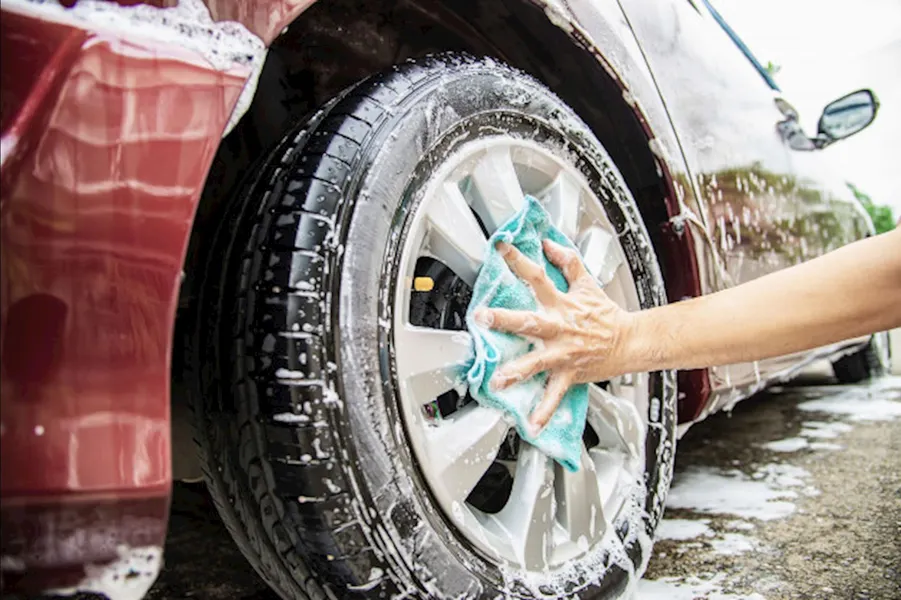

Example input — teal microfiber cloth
[465,195,587,472]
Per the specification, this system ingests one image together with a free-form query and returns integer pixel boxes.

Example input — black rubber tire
[832,334,890,383]
[186,54,677,599]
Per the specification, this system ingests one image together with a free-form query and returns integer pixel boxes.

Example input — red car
[0,0,887,598]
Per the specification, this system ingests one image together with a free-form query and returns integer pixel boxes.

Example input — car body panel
[518,0,714,416]
[0,2,250,592]
[202,0,316,45]
[620,0,800,402]
[754,147,873,377]
[618,0,870,414]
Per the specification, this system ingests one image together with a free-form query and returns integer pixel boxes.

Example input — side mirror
[816,89,879,147]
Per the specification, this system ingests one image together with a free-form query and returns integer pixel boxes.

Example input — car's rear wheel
[187,54,676,599]
[831,333,890,383]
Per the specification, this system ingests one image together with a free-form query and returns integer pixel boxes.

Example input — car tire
[186,53,676,599]
[831,333,890,383]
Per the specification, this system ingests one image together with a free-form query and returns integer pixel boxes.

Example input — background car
[0,0,887,598]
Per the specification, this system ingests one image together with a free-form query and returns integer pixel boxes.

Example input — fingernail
[495,241,511,254]
[474,308,493,326]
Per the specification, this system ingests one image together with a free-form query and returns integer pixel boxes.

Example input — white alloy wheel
[393,137,650,570]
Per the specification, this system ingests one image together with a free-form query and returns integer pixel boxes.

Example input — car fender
[0,0,254,594]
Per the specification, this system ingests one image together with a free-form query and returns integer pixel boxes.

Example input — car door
[620,0,812,394]
[752,119,874,376]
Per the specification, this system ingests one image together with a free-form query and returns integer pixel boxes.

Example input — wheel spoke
[469,145,525,232]
[555,445,605,544]
[602,275,629,312]
[587,384,645,458]
[395,325,473,403]
[426,182,488,285]
[539,170,582,239]
[609,373,638,401]
[426,403,510,501]
[491,444,555,569]
[589,446,627,507]
[578,226,624,286]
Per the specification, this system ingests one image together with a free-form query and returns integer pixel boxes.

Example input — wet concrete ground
[142,365,900,600]
[639,367,901,600]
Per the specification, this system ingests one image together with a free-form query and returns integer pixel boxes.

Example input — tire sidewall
[333,64,676,598]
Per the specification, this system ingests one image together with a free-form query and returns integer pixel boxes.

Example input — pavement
[128,363,901,599]
[638,365,901,600]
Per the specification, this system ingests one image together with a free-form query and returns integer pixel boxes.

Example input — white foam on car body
[6,0,266,135]
[47,545,162,600]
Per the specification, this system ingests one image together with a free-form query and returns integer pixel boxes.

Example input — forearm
[622,229,901,372]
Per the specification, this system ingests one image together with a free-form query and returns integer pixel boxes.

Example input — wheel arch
[177,0,708,422]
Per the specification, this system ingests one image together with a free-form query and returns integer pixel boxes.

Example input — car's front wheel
[188,54,676,599]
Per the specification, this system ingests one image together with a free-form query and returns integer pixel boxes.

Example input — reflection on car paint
[0,0,250,591]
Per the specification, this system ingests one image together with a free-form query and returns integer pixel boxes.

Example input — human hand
[474,239,634,430]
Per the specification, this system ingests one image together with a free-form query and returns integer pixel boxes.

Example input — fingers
[497,242,559,305]
[543,239,589,286]
[490,349,562,391]
[529,372,573,432]
[474,307,562,339]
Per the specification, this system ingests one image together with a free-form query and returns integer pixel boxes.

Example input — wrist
[601,309,639,379]
[613,308,661,376]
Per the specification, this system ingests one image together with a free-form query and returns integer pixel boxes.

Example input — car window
[701,0,781,91]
